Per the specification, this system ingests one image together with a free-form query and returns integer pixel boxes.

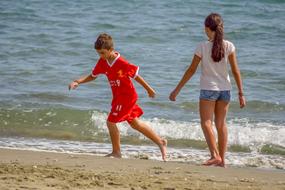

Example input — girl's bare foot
[105,152,122,158]
[216,161,226,168]
[159,139,167,162]
[202,157,222,166]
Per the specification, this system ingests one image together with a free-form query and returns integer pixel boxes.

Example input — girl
[169,13,246,167]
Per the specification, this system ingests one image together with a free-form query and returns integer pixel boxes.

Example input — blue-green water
[0,0,285,169]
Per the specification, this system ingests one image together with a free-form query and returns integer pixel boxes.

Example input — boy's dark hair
[205,13,225,62]
[94,33,114,50]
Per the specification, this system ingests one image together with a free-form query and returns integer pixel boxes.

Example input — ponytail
[205,13,225,62]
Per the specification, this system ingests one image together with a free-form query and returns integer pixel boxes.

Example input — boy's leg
[129,118,167,161]
[214,100,230,167]
[106,121,121,158]
[199,99,221,166]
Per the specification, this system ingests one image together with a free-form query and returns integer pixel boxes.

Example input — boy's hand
[169,90,178,101]
[68,81,79,90]
[148,89,156,98]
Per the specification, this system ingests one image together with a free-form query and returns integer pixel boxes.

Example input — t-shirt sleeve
[124,62,139,78]
[194,43,202,58]
[226,41,236,55]
[91,59,104,77]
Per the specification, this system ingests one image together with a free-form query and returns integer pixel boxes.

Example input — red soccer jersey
[92,52,143,123]
[92,52,139,101]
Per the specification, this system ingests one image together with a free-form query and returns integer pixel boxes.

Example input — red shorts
[107,102,143,124]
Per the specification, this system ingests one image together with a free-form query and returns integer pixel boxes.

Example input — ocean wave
[1,107,284,156]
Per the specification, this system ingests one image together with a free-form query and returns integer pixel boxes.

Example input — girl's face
[96,48,113,60]
[204,27,215,41]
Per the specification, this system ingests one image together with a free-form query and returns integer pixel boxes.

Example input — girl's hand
[68,81,79,90]
[169,90,178,101]
[148,89,156,98]
[239,93,246,108]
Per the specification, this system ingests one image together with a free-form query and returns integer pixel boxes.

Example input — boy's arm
[69,74,97,90]
[135,75,156,98]
[169,54,200,101]
[228,52,246,108]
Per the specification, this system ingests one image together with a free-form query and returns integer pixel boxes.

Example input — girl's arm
[69,74,97,90]
[169,54,201,101]
[135,75,156,98]
[228,52,246,108]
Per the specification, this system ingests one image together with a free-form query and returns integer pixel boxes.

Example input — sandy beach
[0,148,284,190]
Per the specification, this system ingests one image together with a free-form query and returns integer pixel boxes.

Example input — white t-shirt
[195,40,235,91]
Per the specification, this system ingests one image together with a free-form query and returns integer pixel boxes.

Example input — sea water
[0,0,284,169]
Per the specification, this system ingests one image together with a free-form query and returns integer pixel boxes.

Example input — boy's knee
[129,119,140,130]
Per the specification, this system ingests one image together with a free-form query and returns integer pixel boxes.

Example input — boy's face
[96,48,113,60]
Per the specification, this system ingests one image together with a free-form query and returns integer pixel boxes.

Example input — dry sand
[0,148,284,190]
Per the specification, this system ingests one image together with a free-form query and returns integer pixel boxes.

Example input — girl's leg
[214,100,230,167]
[199,99,221,165]
[129,118,167,161]
[106,121,121,158]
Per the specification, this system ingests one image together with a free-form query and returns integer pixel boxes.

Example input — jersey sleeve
[124,62,139,78]
[92,59,104,77]
[194,43,203,58]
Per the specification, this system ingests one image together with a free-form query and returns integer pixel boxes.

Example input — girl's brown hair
[205,13,224,62]
[94,33,114,50]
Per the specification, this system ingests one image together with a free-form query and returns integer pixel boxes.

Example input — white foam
[0,137,284,170]
[91,111,285,148]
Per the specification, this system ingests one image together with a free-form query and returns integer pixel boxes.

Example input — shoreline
[0,148,284,190]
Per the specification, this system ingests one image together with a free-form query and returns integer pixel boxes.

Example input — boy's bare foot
[159,139,167,162]
[105,152,122,158]
[202,157,222,166]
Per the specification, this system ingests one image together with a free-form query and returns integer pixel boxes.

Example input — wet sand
[0,148,284,190]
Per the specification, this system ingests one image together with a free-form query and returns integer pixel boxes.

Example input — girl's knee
[201,120,212,128]
[215,122,227,131]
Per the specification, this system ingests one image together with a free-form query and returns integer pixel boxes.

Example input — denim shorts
[200,90,231,102]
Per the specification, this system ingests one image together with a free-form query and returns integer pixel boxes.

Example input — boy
[69,33,167,161]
